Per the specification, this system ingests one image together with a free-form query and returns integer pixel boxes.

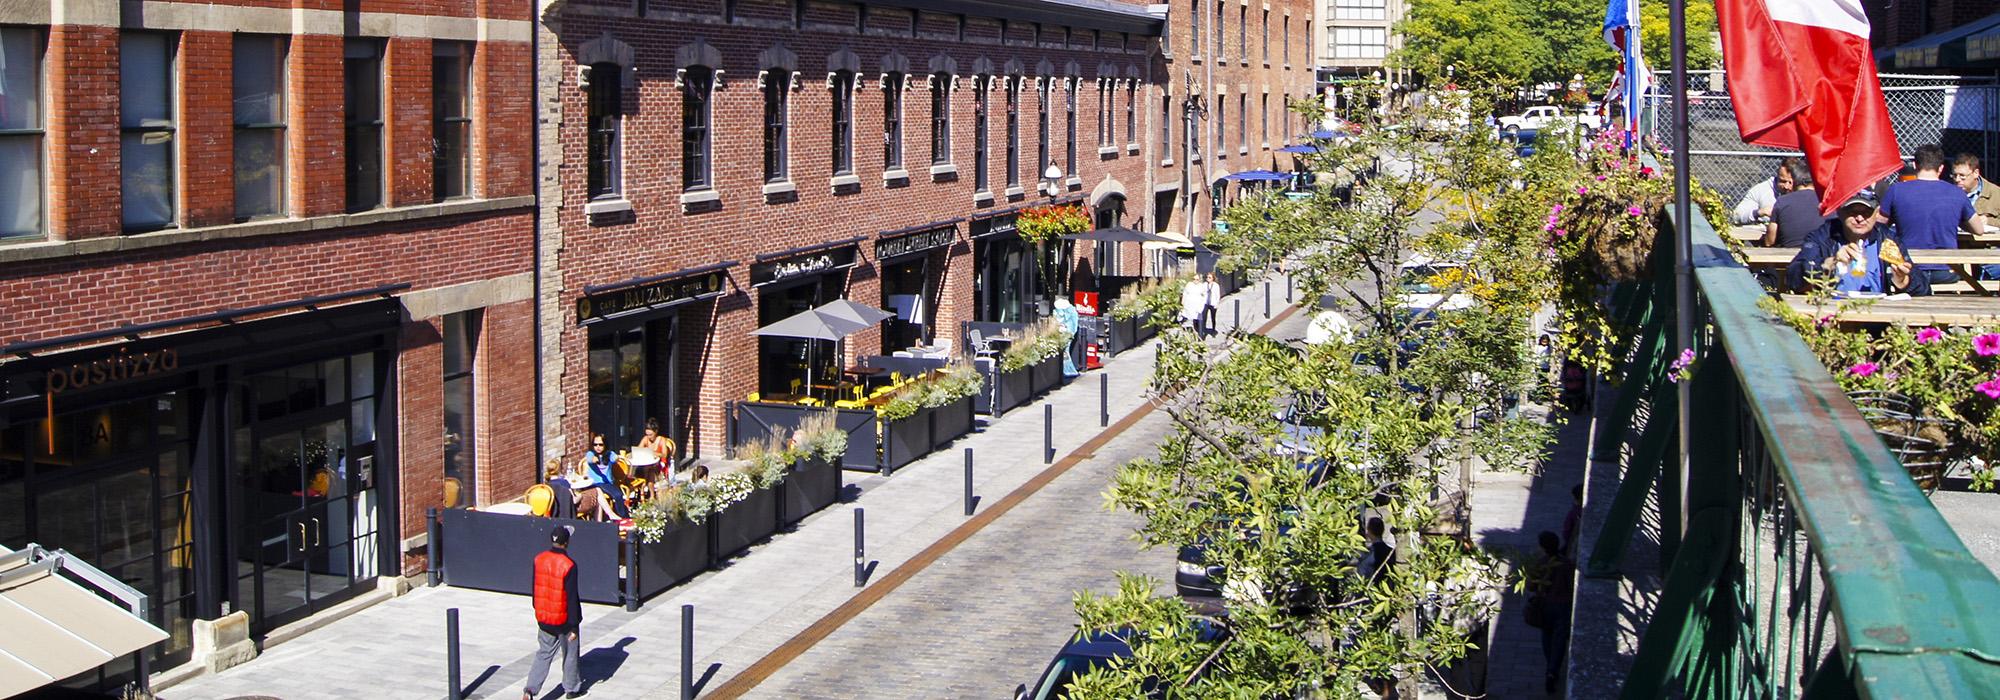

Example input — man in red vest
[523,525,582,699]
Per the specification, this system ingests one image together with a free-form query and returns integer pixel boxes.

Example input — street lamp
[1041,161,1064,198]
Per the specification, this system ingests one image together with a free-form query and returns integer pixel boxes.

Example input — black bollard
[1234,299,1241,331]
[1044,404,1054,464]
[1263,282,1271,318]
[426,507,441,587]
[963,448,975,516]
[1100,372,1110,427]
[1287,273,1294,303]
[681,605,695,700]
[446,608,462,700]
[854,509,866,587]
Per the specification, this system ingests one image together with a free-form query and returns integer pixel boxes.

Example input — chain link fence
[1644,71,2000,204]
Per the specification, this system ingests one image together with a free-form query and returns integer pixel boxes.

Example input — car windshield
[1034,653,1113,700]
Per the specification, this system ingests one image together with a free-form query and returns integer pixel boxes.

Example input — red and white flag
[1717,0,1901,214]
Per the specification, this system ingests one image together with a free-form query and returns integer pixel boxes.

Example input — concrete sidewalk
[161,274,1297,700]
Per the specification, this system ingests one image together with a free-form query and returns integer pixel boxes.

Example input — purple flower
[1553,228,1568,237]
[1577,186,1590,195]
[1628,206,1645,217]
[1977,333,2000,356]
[1816,314,1835,329]
[1550,204,1564,214]
[1595,174,1607,182]
[1848,362,1879,377]
[1977,377,2000,400]
[1916,327,1944,344]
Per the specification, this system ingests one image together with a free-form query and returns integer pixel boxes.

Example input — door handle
[297,522,307,552]
[312,518,322,547]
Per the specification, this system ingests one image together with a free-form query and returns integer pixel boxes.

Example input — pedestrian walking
[1179,276,1210,335]
[523,525,583,700]
[1203,273,1221,336]
[1528,530,1574,694]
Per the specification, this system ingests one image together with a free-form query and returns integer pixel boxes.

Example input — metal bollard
[426,507,441,587]
[681,605,695,700]
[1263,282,1271,318]
[446,608,462,700]
[1100,372,1110,427]
[854,509,866,587]
[963,448,975,516]
[1044,404,1054,464]
[1287,273,1294,303]
[1234,299,1241,331]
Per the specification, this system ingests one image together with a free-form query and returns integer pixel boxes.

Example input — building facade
[1313,0,1401,81]
[0,0,537,683]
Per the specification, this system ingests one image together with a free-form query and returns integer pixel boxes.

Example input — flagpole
[1669,0,1694,546]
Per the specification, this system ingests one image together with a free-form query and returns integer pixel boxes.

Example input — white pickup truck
[1496,105,1602,135]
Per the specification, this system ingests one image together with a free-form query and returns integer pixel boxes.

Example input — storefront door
[237,407,368,632]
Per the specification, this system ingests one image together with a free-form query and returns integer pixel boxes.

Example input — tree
[1395,0,1536,87]
[1638,0,1721,76]
[1064,89,1570,698]
[1396,0,1720,93]
[1522,0,1617,90]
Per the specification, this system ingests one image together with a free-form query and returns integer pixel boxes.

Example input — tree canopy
[1396,0,1719,91]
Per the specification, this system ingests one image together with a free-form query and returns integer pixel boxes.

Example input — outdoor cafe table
[1781,293,2000,327]
[1731,223,2000,245]
[1744,247,2000,293]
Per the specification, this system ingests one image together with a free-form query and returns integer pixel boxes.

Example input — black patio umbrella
[1061,225,1180,244]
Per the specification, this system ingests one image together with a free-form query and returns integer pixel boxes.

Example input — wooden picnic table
[1731,223,2000,245]
[1746,247,2000,294]
[1782,293,2000,326]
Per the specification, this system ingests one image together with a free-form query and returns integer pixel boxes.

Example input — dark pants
[1540,612,1571,681]
[1922,268,1960,285]
[525,626,580,696]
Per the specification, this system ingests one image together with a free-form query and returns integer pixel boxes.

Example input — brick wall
[398,319,444,577]
[47,25,121,239]
[476,300,538,507]
[291,34,348,218]
[180,31,236,227]
[388,37,437,206]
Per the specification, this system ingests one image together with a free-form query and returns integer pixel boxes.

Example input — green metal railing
[1586,200,2000,698]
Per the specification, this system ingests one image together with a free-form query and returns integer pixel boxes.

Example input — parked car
[1496,105,1600,137]
[1015,623,1229,700]
[1397,256,1475,315]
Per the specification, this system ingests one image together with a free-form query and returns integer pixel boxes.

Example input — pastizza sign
[576,270,727,324]
[875,226,957,261]
[45,347,180,395]
[751,245,859,286]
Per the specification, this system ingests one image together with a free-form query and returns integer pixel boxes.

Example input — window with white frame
[1333,27,1388,59]
[0,27,42,239]
[124,32,179,231]
[587,62,623,198]
[1334,0,1387,21]
[929,72,950,165]
[883,71,905,169]
[831,70,856,176]
[683,65,714,189]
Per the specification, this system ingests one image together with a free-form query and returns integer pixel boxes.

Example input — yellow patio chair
[747,392,762,402]
[834,399,867,409]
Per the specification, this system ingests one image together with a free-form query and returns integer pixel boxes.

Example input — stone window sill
[883,168,911,182]
[586,197,634,219]
[762,181,798,199]
[1065,176,1081,189]
[1239,147,1249,155]
[929,163,957,180]
[0,196,536,263]
[1262,142,1271,150]
[1004,186,1026,199]
[680,189,720,208]
[1159,159,1175,168]
[1097,145,1119,156]
[830,173,862,190]
[1126,143,1140,155]
[974,190,995,204]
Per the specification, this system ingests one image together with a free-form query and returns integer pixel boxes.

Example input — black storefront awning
[577,261,737,326]
[875,220,961,262]
[751,237,864,287]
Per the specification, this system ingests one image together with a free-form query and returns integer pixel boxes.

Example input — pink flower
[1595,174,1607,182]
[1550,204,1565,214]
[1640,166,1655,178]
[1628,206,1645,217]
[1577,186,1590,195]
[1553,228,1568,237]
[1916,327,1944,344]
[1976,333,2000,356]
[1847,362,1879,377]
[1816,314,1835,329]
[1977,378,2000,400]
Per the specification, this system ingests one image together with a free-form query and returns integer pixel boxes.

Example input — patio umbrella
[815,298,896,328]
[1061,225,1179,244]
[1277,144,1319,154]
[754,308,871,400]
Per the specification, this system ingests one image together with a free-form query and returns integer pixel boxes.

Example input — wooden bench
[1782,293,2000,326]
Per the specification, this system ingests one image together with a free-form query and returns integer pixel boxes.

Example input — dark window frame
[883,71,905,170]
[343,38,386,213]
[974,75,991,192]
[682,65,715,190]
[232,34,288,221]
[442,310,482,509]
[764,68,791,183]
[1005,77,1021,187]
[930,72,951,166]
[586,62,623,199]
[832,70,856,176]
[122,31,180,232]
[1036,79,1049,179]
[1064,78,1076,177]
[432,41,473,201]
[1125,80,1136,145]
[0,27,45,239]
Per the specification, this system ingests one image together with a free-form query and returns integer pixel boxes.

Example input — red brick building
[535,0,1313,464]
[0,0,536,682]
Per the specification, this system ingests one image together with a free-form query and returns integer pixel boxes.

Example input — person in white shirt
[1179,276,1210,334]
[1203,273,1222,336]
[1731,157,1801,225]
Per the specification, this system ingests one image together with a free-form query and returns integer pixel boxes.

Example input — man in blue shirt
[1881,145,1983,285]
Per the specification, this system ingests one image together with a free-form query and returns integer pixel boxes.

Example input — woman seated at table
[579,433,630,520]
[1786,194,1932,297]
[636,417,676,481]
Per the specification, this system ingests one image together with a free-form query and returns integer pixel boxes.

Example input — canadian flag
[1717,0,1901,214]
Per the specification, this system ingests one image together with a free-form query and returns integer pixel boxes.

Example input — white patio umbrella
[753,308,871,400]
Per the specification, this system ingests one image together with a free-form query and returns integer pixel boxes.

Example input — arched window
[831,70,856,176]
[883,71,906,169]
[930,72,951,165]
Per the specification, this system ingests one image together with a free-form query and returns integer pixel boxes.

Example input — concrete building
[0,0,538,687]
[1312,0,1403,119]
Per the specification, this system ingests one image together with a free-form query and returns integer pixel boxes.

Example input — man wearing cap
[1787,195,1931,297]
[524,525,583,699]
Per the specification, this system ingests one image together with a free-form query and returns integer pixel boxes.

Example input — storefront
[0,293,403,682]
[752,240,861,396]
[874,222,958,353]
[971,212,1036,324]
[576,263,732,460]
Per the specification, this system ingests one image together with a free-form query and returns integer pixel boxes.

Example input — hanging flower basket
[1548,152,1672,283]
[1016,204,1090,246]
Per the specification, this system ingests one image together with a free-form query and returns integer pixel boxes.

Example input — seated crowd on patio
[1735,144,2000,294]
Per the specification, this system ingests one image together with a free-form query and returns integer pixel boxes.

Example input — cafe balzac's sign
[750,245,859,286]
[875,225,956,261]
[576,270,727,324]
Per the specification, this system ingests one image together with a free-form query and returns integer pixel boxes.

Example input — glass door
[238,407,362,632]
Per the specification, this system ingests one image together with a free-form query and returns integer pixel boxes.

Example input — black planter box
[1031,354,1063,394]
[437,509,624,604]
[881,406,934,473]
[710,486,780,563]
[930,396,975,450]
[781,456,842,526]
[1104,315,1137,355]
[991,363,1036,415]
[1135,311,1158,343]
[631,518,709,599]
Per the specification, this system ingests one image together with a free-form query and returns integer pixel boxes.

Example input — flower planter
[709,486,780,563]
[436,509,625,604]
[930,396,975,450]
[631,518,710,599]
[1135,311,1158,343]
[881,406,935,473]
[1030,354,1063,394]
[781,456,842,527]
[991,363,1037,415]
